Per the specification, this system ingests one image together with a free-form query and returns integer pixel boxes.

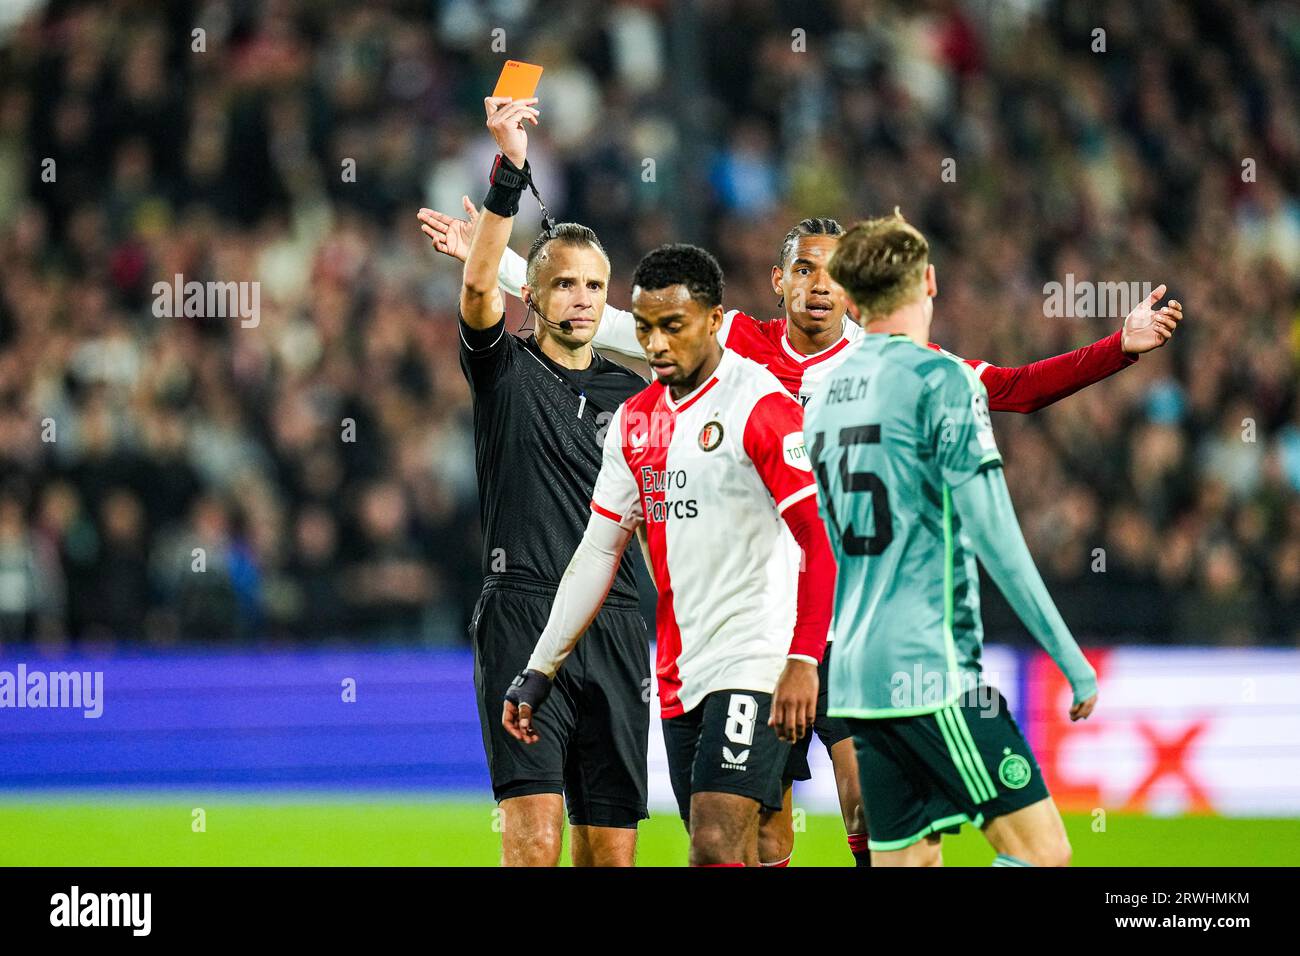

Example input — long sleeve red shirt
[941,328,1137,414]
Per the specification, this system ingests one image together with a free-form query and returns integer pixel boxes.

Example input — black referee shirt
[459,314,646,607]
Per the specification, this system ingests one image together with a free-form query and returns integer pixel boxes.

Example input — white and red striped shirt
[717,311,863,406]
[590,349,830,717]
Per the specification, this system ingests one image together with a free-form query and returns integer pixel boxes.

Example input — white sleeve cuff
[776,484,817,514]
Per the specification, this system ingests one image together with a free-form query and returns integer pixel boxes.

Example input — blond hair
[827,209,929,319]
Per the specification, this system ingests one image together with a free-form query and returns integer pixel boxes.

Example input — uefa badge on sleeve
[698,420,724,451]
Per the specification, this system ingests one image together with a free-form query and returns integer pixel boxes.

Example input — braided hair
[778,217,845,268]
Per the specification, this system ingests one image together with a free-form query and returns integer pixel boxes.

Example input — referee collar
[523,333,596,381]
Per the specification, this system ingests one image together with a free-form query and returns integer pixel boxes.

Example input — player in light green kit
[805,212,1103,867]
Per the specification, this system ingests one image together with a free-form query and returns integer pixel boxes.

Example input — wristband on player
[504,668,553,714]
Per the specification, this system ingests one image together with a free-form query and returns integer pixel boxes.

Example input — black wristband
[504,668,552,713]
[490,153,530,189]
[482,153,529,218]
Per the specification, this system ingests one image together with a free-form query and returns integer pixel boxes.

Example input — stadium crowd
[0,0,1297,648]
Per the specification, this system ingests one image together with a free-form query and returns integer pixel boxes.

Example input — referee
[455,96,649,866]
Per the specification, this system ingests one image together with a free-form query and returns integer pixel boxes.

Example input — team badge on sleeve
[971,393,997,452]
[782,432,812,471]
[698,421,724,451]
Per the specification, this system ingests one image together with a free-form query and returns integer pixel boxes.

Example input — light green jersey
[804,333,1003,717]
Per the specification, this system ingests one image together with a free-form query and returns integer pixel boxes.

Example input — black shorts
[846,687,1050,851]
[781,643,853,785]
[662,689,791,822]
[471,584,650,828]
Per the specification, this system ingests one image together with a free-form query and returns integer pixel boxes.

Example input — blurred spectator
[0,491,60,646]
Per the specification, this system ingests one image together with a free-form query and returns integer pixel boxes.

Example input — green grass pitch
[1,796,1295,866]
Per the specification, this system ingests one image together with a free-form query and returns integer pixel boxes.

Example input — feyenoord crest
[698,420,724,451]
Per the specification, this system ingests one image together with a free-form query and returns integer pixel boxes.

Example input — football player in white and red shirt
[503,244,836,867]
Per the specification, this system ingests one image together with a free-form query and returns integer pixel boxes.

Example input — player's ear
[709,304,724,333]
[845,299,861,325]
[925,264,937,298]
[770,264,784,298]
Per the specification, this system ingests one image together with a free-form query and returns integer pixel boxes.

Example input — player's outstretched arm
[459,96,539,330]
[969,285,1183,413]
[422,197,643,355]
[418,196,477,261]
[502,509,634,743]
[951,468,1098,720]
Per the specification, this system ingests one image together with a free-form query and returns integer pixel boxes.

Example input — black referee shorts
[781,643,854,785]
[470,583,650,829]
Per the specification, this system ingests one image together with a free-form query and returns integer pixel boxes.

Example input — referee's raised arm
[460,96,539,329]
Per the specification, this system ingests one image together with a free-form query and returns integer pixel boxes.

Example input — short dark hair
[525,222,609,287]
[778,217,844,267]
[631,243,724,308]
